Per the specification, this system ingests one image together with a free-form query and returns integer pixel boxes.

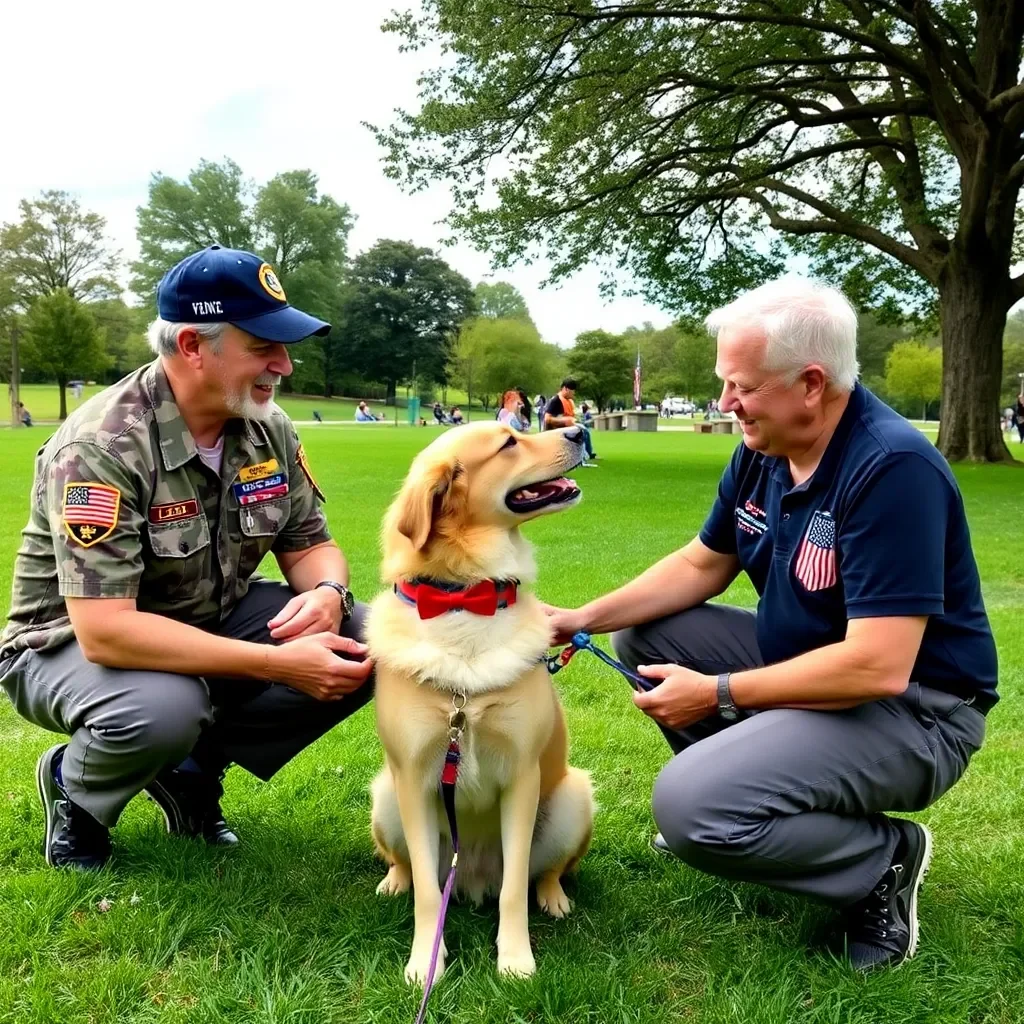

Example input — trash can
[406,397,421,425]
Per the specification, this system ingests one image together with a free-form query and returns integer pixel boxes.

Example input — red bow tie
[396,578,518,620]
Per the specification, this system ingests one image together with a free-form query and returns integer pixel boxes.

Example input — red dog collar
[395,578,518,620]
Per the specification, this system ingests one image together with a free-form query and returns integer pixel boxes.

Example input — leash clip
[448,690,467,741]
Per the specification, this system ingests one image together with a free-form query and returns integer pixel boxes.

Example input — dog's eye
[500,435,518,451]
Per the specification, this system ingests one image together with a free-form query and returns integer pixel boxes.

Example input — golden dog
[365,421,595,984]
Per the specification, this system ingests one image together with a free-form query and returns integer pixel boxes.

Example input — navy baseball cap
[156,245,331,343]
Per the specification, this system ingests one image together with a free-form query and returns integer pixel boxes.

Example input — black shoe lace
[849,866,901,944]
[54,795,109,855]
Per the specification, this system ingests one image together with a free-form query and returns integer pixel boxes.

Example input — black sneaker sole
[901,822,933,963]
[35,744,67,868]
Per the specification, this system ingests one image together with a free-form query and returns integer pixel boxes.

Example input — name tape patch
[149,499,201,524]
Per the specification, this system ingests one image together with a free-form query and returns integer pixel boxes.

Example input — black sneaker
[35,744,111,870]
[843,818,932,971]
[145,767,238,845]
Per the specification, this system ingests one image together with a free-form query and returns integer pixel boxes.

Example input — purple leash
[413,694,466,1024]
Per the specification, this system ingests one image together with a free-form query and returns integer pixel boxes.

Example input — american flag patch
[794,510,837,592]
[62,482,121,548]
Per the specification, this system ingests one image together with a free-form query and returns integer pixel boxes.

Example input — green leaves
[340,240,476,397]
[0,191,119,307]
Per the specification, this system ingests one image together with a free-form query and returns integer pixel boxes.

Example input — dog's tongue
[511,477,575,502]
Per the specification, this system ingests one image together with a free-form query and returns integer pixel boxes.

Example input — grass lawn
[0,425,1022,1023]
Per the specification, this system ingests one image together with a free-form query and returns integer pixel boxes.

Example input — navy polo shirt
[700,384,998,712]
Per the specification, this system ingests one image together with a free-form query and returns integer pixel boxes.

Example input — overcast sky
[1,1,674,347]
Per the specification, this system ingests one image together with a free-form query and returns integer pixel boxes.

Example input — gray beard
[223,378,279,422]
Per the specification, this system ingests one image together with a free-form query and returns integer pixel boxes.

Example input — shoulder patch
[295,444,326,503]
[63,482,121,547]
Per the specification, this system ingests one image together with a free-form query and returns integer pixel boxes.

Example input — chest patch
[233,473,289,505]
[238,459,280,483]
[149,498,200,524]
[794,511,837,591]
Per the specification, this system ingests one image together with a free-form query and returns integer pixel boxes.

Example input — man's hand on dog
[269,633,373,700]
[539,603,587,646]
[632,664,718,729]
[268,587,343,640]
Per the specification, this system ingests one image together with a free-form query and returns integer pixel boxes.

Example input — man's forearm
[79,608,273,680]
[279,540,349,593]
[581,544,737,635]
[729,638,909,711]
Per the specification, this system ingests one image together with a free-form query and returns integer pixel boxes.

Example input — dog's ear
[396,459,464,551]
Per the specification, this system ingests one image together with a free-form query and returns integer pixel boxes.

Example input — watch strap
[717,672,738,718]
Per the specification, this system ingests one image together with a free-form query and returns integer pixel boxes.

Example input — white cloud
[1,0,673,346]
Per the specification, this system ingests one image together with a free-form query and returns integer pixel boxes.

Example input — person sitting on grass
[543,275,996,972]
[450,406,464,424]
[544,377,597,463]
[0,245,373,871]
[354,401,377,422]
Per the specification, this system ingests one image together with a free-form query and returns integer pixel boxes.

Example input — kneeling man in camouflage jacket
[0,245,373,869]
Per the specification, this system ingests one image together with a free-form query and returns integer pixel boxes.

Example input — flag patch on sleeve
[63,482,121,547]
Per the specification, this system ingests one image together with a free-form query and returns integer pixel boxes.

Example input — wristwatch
[717,672,739,721]
[315,580,355,621]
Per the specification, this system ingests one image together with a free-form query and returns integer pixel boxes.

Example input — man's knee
[610,626,642,670]
[98,674,213,762]
[652,753,760,869]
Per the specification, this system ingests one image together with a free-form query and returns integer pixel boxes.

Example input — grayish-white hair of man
[705,276,860,392]
[147,319,226,358]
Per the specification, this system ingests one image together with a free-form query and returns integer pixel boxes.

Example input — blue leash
[546,631,654,691]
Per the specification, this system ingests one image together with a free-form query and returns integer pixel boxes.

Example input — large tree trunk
[936,254,1015,464]
[58,378,67,421]
[385,379,397,406]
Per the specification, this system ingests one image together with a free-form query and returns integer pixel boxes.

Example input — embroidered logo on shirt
[794,510,837,591]
[149,499,200,524]
[62,482,121,547]
[737,501,770,536]
[238,458,280,483]
[232,474,288,504]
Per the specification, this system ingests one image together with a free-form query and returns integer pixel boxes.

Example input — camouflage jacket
[1,360,331,658]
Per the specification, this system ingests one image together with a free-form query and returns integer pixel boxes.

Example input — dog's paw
[536,877,571,918]
[376,864,411,896]
[497,943,536,978]
[405,944,446,987]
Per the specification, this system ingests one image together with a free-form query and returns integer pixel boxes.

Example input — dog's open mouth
[505,475,581,513]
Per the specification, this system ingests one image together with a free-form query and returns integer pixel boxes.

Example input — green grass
[0,426,1022,1024]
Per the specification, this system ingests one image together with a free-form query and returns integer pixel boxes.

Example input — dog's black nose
[564,426,585,445]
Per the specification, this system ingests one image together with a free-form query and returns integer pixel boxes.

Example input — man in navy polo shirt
[544,276,996,970]
[1,246,373,870]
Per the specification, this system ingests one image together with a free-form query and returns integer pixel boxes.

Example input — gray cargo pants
[0,581,374,827]
[611,604,987,906]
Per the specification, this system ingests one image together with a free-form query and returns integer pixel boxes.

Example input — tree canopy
[23,290,107,419]
[0,191,119,306]
[474,281,535,324]
[567,329,634,411]
[341,239,476,404]
[885,340,943,420]
[377,1,1024,462]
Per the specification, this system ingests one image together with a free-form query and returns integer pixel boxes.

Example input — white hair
[147,318,227,358]
[705,276,860,391]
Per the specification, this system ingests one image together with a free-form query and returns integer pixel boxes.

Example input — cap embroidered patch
[149,499,200,524]
[296,444,326,503]
[258,263,286,302]
[239,458,279,483]
[63,482,121,547]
